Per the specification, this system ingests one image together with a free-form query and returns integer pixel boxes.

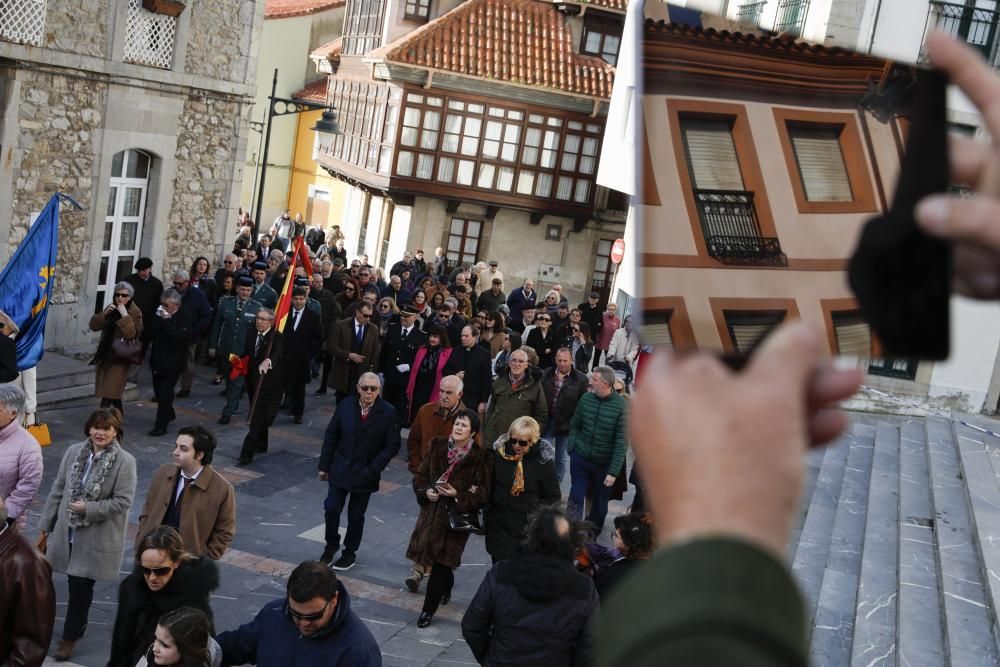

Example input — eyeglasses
[510,438,532,446]
[616,388,627,394]
[115,293,130,298]
[172,282,185,288]
[255,316,274,322]
[224,260,235,265]
[537,317,550,322]
[358,385,379,392]
[345,287,355,292]
[287,597,332,622]
[509,358,527,364]
[358,312,371,319]
[141,565,173,577]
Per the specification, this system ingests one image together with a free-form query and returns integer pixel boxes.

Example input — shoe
[151,396,158,403]
[148,428,167,437]
[219,388,227,396]
[218,415,231,425]
[256,446,268,454]
[315,389,327,395]
[177,389,191,398]
[293,416,303,424]
[53,639,76,661]
[320,547,338,566]
[237,456,253,466]
[440,590,451,606]
[417,612,433,628]
[405,569,423,593]
[212,376,222,385]
[332,553,356,571]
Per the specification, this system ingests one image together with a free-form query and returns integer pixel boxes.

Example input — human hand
[916,33,1000,298]
[69,500,86,514]
[457,371,465,379]
[396,364,410,373]
[208,349,217,358]
[630,322,861,558]
[603,475,616,487]
[436,482,458,497]
[116,304,129,317]
[318,471,328,481]
[348,353,365,363]
[259,359,272,375]
[425,488,440,502]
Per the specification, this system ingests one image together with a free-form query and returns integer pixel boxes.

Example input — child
[136,607,220,667]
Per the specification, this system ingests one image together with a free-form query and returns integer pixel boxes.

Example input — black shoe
[293,416,303,424]
[148,428,167,437]
[332,553,356,571]
[217,415,231,425]
[150,396,158,403]
[177,389,190,398]
[440,590,451,606]
[314,389,327,395]
[417,612,433,628]
[320,547,338,566]
[212,377,222,385]
[218,388,227,396]
[237,456,253,466]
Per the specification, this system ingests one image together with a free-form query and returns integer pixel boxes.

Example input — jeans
[64,574,95,640]
[422,562,454,615]
[542,422,569,483]
[323,484,372,555]
[568,451,612,534]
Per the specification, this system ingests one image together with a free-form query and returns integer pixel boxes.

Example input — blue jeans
[323,484,372,556]
[568,451,612,533]
[542,422,569,483]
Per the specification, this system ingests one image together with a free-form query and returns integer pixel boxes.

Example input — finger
[916,194,1000,251]
[952,243,1000,299]
[808,366,863,410]
[746,320,823,393]
[948,135,993,187]
[808,409,850,447]
[927,32,1000,140]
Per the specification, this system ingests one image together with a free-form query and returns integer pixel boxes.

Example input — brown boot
[53,639,76,661]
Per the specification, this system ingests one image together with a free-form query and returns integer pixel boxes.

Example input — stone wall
[10,69,107,305]
[44,0,109,59]
[185,0,256,83]
[164,94,241,273]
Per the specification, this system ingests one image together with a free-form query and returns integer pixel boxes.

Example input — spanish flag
[275,236,313,333]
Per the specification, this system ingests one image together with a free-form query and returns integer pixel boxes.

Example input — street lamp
[251,69,340,242]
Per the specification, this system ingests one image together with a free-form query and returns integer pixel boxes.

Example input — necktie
[293,310,300,331]
[255,333,263,355]
[175,475,193,517]
[356,324,364,348]
[402,327,410,340]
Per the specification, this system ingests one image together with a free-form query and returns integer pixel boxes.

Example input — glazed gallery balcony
[694,189,788,267]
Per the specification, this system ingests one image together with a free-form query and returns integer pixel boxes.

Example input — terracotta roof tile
[292,78,328,103]
[646,18,852,56]
[382,0,615,98]
[310,37,342,60]
[265,0,345,19]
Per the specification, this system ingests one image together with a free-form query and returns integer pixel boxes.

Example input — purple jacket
[0,419,43,522]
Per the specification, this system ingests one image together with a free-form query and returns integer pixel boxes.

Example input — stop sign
[610,238,625,264]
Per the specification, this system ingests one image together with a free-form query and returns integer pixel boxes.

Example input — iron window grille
[736,1,767,26]
[694,190,787,266]
[921,1,1000,66]
[773,0,809,37]
[868,358,918,380]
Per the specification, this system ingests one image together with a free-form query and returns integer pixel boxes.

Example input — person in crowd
[476,278,506,315]
[39,407,137,662]
[442,325,493,414]
[540,348,589,483]
[256,234,274,262]
[0,310,16,383]
[525,310,557,369]
[305,224,326,254]
[0,494,56,666]
[233,225,254,255]
[555,307,583,344]
[380,304,427,425]
[399,267,415,292]
[356,265,374,290]
[327,301,380,402]
[210,277,261,423]
[269,211,294,252]
[505,278,537,326]
[329,238,349,267]
[282,287,323,424]
[608,378,631,505]
[108,526,219,667]
[432,246,449,277]
[332,277,359,319]
[134,606,221,667]
[484,416,561,564]
[382,274,411,305]
[89,281,143,414]
[240,249,259,279]
[172,270,212,399]
[189,257,217,310]
[417,274,436,299]
[428,290,446,316]
[411,249,427,277]
[590,512,654,601]
[376,297,399,338]
[605,314,638,367]
[568,321,595,373]
[237,308,284,465]
[309,272,337,333]
[407,409,492,628]
[147,289,192,436]
[215,272,236,303]
[436,298,466,346]
[136,426,236,560]
[321,259,343,294]
[411,288,433,328]
[551,302,571,335]
[250,261,278,310]
[462,505,596,665]
[567,366,627,535]
[0,386,42,527]
[482,260,504,289]
[577,292,604,366]
[511,305,536,337]
[125,257,164,348]
[479,311,506,359]
[266,250,288,292]
[595,302,620,367]
[492,331,521,378]
[318,373,400,571]
[390,251,414,278]
[541,289,561,317]
[406,324,453,424]
[482,348,547,447]
[217,561,380,665]
[452,285,474,319]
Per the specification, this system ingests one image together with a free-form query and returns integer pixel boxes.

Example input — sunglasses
[345,287,356,292]
[359,385,379,392]
[572,328,580,333]
[141,565,173,577]
[537,317,550,322]
[358,312,371,319]
[286,598,332,622]
[172,282,185,288]
[510,438,532,446]
[115,293,130,298]
[224,260,235,264]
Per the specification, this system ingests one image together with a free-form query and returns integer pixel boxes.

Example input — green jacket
[568,391,627,476]
[597,538,807,667]
[252,282,278,310]
[483,371,548,447]
[210,296,261,360]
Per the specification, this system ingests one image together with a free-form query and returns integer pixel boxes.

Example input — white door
[96,149,150,312]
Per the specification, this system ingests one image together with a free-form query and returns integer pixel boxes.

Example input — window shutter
[832,311,871,357]
[681,119,744,191]
[724,311,786,354]
[641,315,674,349]
[789,125,853,202]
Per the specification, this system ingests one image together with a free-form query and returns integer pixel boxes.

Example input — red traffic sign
[610,238,625,264]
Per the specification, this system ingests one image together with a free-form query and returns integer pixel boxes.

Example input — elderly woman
[39,407,137,661]
[89,281,143,415]
[407,409,492,628]
[484,416,561,563]
[0,385,42,528]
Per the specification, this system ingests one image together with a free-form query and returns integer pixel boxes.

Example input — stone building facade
[0,0,264,352]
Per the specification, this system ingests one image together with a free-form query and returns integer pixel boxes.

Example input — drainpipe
[864,0,884,54]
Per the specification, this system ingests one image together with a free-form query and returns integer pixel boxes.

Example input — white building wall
[927,299,1000,412]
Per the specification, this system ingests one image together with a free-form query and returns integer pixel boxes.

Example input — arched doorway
[96,149,151,312]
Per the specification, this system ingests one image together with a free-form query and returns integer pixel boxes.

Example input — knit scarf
[495,439,529,496]
[67,440,121,529]
[439,438,472,484]
[420,346,441,374]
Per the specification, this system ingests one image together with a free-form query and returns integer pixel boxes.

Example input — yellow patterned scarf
[495,439,530,496]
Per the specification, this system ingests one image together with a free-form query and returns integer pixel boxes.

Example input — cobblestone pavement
[27,360,631,666]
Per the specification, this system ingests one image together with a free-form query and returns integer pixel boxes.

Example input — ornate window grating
[0,0,46,47]
[123,0,177,69]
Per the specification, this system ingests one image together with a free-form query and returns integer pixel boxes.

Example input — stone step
[35,352,96,393]
[789,446,826,559]
[808,429,874,666]
[850,421,900,667]
[896,419,945,666]
[792,433,850,624]
[36,382,138,412]
[925,418,999,665]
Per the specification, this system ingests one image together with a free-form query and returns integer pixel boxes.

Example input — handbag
[35,531,47,554]
[447,499,484,535]
[26,421,51,447]
[110,336,144,365]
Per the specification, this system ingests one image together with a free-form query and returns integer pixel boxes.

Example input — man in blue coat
[216,560,381,666]
[318,372,400,571]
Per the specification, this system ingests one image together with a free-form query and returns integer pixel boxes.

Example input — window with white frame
[0,0,46,46]
[123,0,178,69]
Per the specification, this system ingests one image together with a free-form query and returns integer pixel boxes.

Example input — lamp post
[251,69,340,242]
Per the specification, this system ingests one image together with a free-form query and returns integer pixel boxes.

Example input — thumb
[745,320,823,393]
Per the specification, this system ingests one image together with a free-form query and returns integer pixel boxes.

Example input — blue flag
[0,193,82,370]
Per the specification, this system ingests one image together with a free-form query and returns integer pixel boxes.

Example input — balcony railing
[694,189,787,266]
[773,0,809,37]
[736,1,767,27]
[920,1,1000,66]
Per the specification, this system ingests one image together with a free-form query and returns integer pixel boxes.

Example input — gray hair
[440,375,464,393]
[0,385,26,413]
[172,269,190,282]
[358,372,381,388]
[113,281,134,298]
[161,288,182,306]
[443,297,458,310]
[269,249,285,261]
[592,366,617,388]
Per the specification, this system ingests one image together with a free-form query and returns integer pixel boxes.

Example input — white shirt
[174,466,204,503]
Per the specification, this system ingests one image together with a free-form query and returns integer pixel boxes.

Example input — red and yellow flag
[275,236,315,333]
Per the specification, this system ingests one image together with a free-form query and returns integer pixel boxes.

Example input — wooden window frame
[404,0,430,21]
[772,107,878,214]
[581,13,623,66]
[326,80,397,175]
[640,297,697,350]
[342,0,385,56]
[709,297,799,354]
[447,216,485,267]
[820,297,882,357]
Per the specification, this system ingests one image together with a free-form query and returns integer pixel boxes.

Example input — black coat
[442,343,494,409]
[125,273,164,341]
[380,323,427,388]
[461,552,597,666]
[107,557,219,667]
[540,367,589,435]
[485,438,562,562]
[319,396,401,493]
[147,308,192,374]
[281,308,323,385]
[241,327,284,398]
[0,335,18,383]
[578,303,603,341]
[525,327,557,369]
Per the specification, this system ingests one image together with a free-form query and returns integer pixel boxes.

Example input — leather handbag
[26,421,51,447]
[110,336,144,365]
[447,499,484,535]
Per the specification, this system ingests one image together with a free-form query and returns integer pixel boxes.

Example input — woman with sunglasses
[332,278,360,322]
[88,281,143,415]
[108,526,219,667]
[39,408,137,661]
[484,416,561,564]
[479,311,506,359]
[525,311,556,369]
[376,297,399,339]
[567,321,595,374]
[406,324,453,423]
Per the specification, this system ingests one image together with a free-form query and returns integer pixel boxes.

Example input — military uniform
[211,295,262,418]
[252,281,278,310]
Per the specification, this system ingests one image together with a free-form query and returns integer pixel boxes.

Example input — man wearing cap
[380,304,427,425]
[506,278,537,326]
[578,291,604,367]
[126,257,164,344]
[283,287,323,424]
[250,261,278,309]
[476,278,506,314]
[211,276,262,425]
[484,260,504,290]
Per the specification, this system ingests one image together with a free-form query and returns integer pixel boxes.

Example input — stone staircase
[35,352,137,412]
[795,414,1000,666]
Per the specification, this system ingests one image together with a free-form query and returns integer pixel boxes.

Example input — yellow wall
[286,110,348,230]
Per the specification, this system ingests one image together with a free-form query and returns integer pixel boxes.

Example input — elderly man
[541,348,589,483]
[442,325,493,413]
[0,386,42,527]
[390,251,415,278]
[211,276,261,425]
[147,289,193,437]
[482,348,547,447]
[506,278,537,325]
[237,308,284,465]
[318,373,400,570]
[214,254,239,284]
[173,269,212,399]
[267,249,288,292]
[476,278,506,314]
[328,301,380,401]
[382,274,411,305]
[125,257,163,343]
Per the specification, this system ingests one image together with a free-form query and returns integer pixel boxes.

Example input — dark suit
[282,308,323,419]
[379,322,427,424]
[238,328,284,463]
[148,308,192,430]
[328,317,380,398]
[442,343,493,410]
